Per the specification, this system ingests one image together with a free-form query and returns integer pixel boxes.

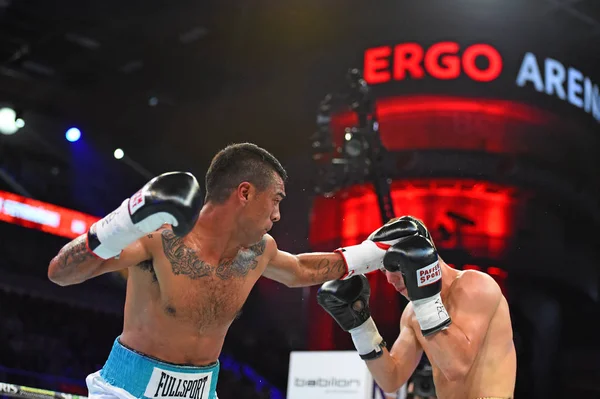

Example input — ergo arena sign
[364,41,600,122]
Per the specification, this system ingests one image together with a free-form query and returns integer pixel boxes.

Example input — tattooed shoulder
[215,237,266,280]
[160,230,212,279]
[248,237,267,256]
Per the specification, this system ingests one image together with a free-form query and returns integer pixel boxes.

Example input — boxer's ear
[237,182,251,202]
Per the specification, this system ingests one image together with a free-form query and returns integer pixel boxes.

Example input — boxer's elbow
[377,382,400,395]
[48,265,65,286]
[48,270,84,287]
[47,259,71,286]
[48,275,71,287]
[280,274,308,288]
[47,257,88,286]
[263,267,307,288]
[378,379,404,395]
[378,368,406,393]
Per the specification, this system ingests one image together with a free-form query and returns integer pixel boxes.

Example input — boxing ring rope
[0,382,87,399]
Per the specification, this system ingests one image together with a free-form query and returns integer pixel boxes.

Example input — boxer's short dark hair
[205,143,287,203]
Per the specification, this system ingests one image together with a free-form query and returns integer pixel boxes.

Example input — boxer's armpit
[138,259,158,283]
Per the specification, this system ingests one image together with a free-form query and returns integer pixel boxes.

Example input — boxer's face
[384,270,408,297]
[240,173,285,245]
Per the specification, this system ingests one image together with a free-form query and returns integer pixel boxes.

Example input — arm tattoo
[216,238,266,280]
[310,258,346,284]
[161,230,213,279]
[58,235,96,271]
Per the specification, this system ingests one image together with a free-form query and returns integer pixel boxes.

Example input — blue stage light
[65,127,81,142]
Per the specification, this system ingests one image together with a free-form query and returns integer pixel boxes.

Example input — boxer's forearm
[48,234,102,286]
[296,252,346,285]
[421,324,474,381]
[364,350,407,394]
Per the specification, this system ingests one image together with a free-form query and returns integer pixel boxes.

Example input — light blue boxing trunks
[86,337,219,399]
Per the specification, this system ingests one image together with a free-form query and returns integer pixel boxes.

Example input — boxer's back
[419,274,516,398]
[119,228,269,366]
[465,295,516,397]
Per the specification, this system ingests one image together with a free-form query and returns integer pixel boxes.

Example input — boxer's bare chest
[139,230,267,331]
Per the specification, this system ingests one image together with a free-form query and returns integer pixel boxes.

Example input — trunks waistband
[100,336,219,399]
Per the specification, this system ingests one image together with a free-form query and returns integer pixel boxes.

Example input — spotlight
[342,127,366,158]
[0,107,20,135]
[65,127,81,142]
[114,148,125,159]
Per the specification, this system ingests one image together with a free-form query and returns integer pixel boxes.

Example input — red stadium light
[487,266,508,279]
[0,190,100,239]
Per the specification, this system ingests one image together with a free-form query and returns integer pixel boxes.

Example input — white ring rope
[0,382,87,399]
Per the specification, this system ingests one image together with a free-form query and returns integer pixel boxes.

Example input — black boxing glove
[335,218,421,280]
[397,215,435,249]
[317,275,386,360]
[87,171,203,259]
[383,234,451,336]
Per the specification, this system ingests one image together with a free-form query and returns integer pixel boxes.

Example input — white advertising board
[287,351,406,399]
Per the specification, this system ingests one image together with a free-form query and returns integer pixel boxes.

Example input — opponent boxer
[318,216,516,399]
[47,143,410,399]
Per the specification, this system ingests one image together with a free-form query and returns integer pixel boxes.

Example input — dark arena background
[0,1,599,398]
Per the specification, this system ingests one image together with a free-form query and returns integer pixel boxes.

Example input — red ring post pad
[0,190,100,239]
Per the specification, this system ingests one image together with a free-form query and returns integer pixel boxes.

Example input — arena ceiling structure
[0,0,599,215]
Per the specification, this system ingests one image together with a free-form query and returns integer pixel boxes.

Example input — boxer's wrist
[85,225,107,260]
[335,241,385,280]
[412,292,452,336]
[349,317,385,358]
[88,199,143,259]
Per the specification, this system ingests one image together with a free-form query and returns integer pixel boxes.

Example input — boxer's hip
[93,336,219,399]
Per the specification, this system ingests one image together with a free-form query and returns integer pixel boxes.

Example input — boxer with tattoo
[48,143,409,399]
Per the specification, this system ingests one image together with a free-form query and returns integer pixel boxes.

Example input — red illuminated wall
[329,95,556,158]
[307,179,519,351]
[310,179,522,258]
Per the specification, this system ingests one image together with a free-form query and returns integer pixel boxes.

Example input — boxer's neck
[439,260,460,303]
[191,202,245,259]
